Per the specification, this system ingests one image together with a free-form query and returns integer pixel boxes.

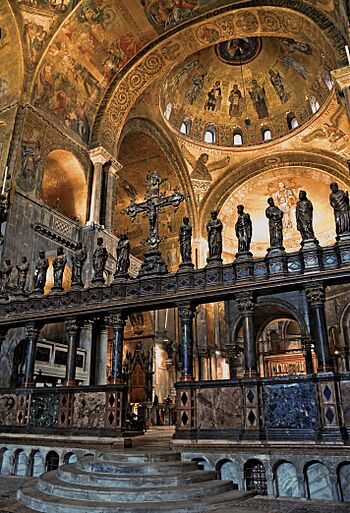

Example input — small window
[308,95,320,114]
[287,113,298,130]
[233,132,243,146]
[204,126,216,144]
[322,71,333,91]
[180,119,191,135]
[163,103,172,120]
[262,128,272,141]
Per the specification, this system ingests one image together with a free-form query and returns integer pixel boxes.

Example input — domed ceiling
[161,36,333,147]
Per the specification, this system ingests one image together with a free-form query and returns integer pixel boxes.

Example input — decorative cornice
[89,146,113,165]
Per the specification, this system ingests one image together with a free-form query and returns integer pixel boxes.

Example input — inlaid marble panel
[263,382,318,430]
[276,462,300,497]
[0,394,17,426]
[340,381,350,426]
[196,387,243,430]
[29,393,59,427]
[72,392,106,429]
[307,462,333,500]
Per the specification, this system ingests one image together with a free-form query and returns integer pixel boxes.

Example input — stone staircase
[17,450,255,512]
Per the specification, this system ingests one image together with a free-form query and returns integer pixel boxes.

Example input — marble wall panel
[306,462,333,500]
[340,381,350,426]
[72,392,106,429]
[263,382,318,430]
[196,386,243,430]
[29,392,59,428]
[0,394,17,426]
[276,462,300,497]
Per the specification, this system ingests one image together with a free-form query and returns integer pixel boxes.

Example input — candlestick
[1,166,8,196]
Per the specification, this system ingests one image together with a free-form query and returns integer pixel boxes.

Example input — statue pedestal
[300,239,322,271]
[234,252,254,280]
[336,231,350,265]
[112,273,129,284]
[12,290,29,300]
[70,281,84,290]
[91,276,105,287]
[178,262,195,272]
[49,285,64,295]
[265,246,287,275]
[206,256,223,268]
[30,289,44,297]
[139,249,168,277]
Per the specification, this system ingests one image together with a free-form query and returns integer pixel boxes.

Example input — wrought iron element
[122,170,185,276]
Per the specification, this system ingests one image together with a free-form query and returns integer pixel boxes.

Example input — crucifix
[123,170,185,276]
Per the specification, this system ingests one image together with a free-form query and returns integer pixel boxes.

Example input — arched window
[180,119,191,136]
[322,71,333,90]
[204,126,216,144]
[244,459,268,495]
[45,451,59,472]
[308,95,320,114]
[262,128,272,141]
[287,113,298,130]
[14,450,27,476]
[216,459,239,489]
[163,103,172,120]
[233,131,243,146]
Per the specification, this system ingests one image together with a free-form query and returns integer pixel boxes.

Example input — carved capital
[89,146,112,166]
[236,292,255,313]
[82,319,94,331]
[109,312,126,329]
[65,319,80,336]
[177,302,195,321]
[25,322,41,340]
[306,284,325,305]
[106,159,122,176]
[224,343,244,359]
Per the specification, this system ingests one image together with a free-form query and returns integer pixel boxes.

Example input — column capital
[236,292,255,313]
[330,66,350,92]
[82,319,94,331]
[65,318,80,335]
[109,311,126,329]
[177,302,195,321]
[305,283,325,305]
[106,159,122,176]
[89,146,113,166]
[25,322,41,340]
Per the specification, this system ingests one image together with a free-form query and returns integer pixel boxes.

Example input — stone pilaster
[88,146,112,226]
[104,160,122,232]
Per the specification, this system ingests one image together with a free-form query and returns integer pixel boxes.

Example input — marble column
[24,323,41,387]
[331,66,350,125]
[88,146,111,226]
[64,319,80,386]
[305,284,332,372]
[104,160,122,232]
[96,319,108,385]
[178,302,195,381]
[109,312,126,384]
[236,292,257,377]
[79,319,94,385]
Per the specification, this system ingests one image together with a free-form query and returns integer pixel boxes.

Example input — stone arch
[304,460,333,500]
[0,447,11,476]
[28,450,44,477]
[244,458,267,495]
[45,450,60,472]
[40,149,88,224]
[63,452,77,464]
[216,458,239,488]
[255,298,309,341]
[337,462,350,501]
[191,457,211,471]
[13,449,27,476]
[274,460,300,498]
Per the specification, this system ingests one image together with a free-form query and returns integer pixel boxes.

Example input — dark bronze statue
[72,242,87,287]
[179,216,192,264]
[207,210,223,259]
[115,234,130,276]
[296,190,315,241]
[16,256,29,293]
[52,246,67,290]
[0,258,12,296]
[329,182,350,236]
[93,237,108,282]
[235,205,252,253]
[265,197,284,248]
[33,250,49,293]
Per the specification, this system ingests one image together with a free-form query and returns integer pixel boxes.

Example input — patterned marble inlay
[263,382,318,430]
[0,394,17,426]
[72,392,106,429]
[340,381,350,426]
[29,392,59,427]
[197,387,243,430]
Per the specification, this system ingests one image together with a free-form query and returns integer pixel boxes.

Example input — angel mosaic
[181,145,230,182]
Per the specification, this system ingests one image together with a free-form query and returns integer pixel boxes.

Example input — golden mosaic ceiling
[161,36,333,147]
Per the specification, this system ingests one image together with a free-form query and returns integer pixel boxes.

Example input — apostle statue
[265,197,284,248]
[235,205,252,253]
[296,190,315,241]
[71,242,87,287]
[33,250,49,293]
[179,216,192,264]
[16,256,29,293]
[0,258,12,296]
[115,234,130,277]
[329,183,350,236]
[206,210,223,260]
[52,246,67,290]
[92,237,108,282]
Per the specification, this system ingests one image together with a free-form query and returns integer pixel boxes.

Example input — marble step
[58,463,216,488]
[37,471,233,502]
[18,484,254,513]
[77,456,199,474]
[96,451,181,463]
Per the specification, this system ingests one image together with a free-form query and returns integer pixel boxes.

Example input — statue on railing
[33,250,49,294]
[179,216,192,265]
[115,233,130,278]
[71,242,87,288]
[0,258,12,297]
[52,246,67,292]
[265,197,284,249]
[92,236,108,284]
[329,182,350,237]
[206,210,223,262]
[235,204,252,254]
[296,190,316,241]
[16,256,29,294]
